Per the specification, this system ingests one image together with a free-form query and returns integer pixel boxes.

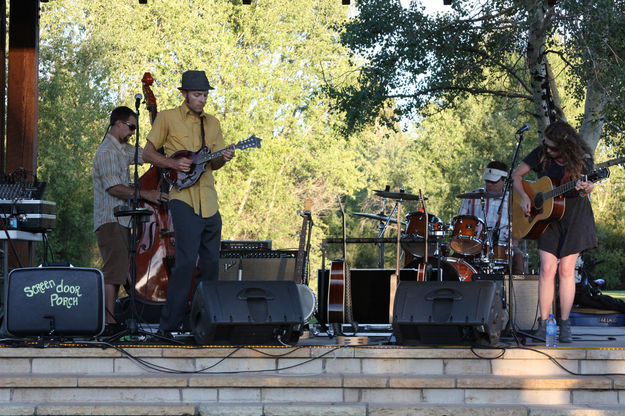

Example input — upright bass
[131,72,176,304]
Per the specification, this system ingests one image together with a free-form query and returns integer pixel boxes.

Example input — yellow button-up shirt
[147,104,225,218]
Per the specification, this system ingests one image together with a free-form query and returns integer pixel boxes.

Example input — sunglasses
[122,120,137,131]
[542,141,558,151]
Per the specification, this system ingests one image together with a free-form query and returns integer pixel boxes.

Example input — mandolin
[163,135,261,190]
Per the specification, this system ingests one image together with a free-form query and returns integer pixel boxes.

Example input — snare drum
[450,215,486,256]
[401,212,446,258]
[406,257,476,282]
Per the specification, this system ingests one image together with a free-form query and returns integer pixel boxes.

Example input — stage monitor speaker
[393,281,507,346]
[218,257,296,281]
[4,266,105,337]
[190,280,304,345]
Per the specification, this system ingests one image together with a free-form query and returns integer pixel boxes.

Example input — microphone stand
[500,128,539,344]
[107,100,165,343]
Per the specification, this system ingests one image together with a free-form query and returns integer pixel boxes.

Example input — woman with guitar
[512,120,597,343]
[142,70,235,336]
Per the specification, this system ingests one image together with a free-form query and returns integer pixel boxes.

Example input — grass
[602,291,625,300]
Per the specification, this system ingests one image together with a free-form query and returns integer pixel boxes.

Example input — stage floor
[2,323,618,350]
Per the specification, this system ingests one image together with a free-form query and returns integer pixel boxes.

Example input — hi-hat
[456,190,503,199]
[352,212,406,225]
[374,190,422,201]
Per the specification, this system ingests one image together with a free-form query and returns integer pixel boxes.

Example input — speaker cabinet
[392,281,507,346]
[317,268,419,324]
[218,257,296,281]
[4,266,105,337]
[190,280,304,345]
[507,275,539,331]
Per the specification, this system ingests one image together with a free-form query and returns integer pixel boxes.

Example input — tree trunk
[579,78,607,154]
[526,1,552,137]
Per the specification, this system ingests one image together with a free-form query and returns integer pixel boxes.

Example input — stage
[1,325,625,415]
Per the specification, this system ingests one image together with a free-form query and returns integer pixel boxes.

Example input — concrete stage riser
[0,346,624,415]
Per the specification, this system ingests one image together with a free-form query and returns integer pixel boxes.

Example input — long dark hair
[541,120,592,179]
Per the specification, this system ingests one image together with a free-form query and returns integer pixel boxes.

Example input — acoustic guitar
[512,167,610,239]
[327,196,354,324]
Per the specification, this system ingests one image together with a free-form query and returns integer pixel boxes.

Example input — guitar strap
[199,116,207,148]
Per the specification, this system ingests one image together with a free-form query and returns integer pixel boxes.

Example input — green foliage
[37,15,114,266]
[329,0,625,146]
[37,0,363,278]
[583,142,625,289]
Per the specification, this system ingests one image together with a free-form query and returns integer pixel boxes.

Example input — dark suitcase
[190,280,304,345]
[4,266,105,337]
[392,280,507,346]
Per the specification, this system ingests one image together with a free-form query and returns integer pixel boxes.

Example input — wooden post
[0,1,6,175]
[6,0,40,269]
[6,0,39,177]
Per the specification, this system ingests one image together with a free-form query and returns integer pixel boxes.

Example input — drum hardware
[456,190,503,199]
[352,212,406,226]
[374,189,423,201]
[405,256,477,282]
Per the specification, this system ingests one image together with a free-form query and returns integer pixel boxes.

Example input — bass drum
[406,257,476,282]
[297,284,317,322]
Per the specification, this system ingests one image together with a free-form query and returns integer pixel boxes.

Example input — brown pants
[95,222,130,285]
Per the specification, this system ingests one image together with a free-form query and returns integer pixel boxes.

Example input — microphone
[516,123,531,134]
[134,93,142,111]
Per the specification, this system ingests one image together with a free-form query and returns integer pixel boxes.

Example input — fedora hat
[178,70,214,91]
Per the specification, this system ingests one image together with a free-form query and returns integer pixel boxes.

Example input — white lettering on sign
[22,278,84,310]
[23,280,56,297]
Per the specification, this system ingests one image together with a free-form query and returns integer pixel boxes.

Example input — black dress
[523,146,597,257]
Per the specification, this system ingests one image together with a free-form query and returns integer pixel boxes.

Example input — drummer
[457,161,524,273]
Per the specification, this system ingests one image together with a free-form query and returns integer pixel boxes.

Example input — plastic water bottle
[545,314,557,347]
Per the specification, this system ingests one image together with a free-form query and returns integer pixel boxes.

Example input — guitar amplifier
[219,256,297,281]
[221,240,272,251]
[4,266,105,337]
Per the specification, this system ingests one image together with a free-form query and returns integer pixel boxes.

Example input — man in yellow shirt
[143,71,235,335]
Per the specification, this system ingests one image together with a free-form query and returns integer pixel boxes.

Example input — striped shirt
[93,133,144,231]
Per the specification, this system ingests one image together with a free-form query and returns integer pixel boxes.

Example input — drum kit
[353,189,511,282]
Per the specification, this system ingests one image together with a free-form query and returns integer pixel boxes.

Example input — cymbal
[352,212,406,225]
[456,190,503,199]
[374,190,422,201]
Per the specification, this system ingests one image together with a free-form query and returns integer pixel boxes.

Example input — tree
[37,0,365,275]
[328,0,625,150]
